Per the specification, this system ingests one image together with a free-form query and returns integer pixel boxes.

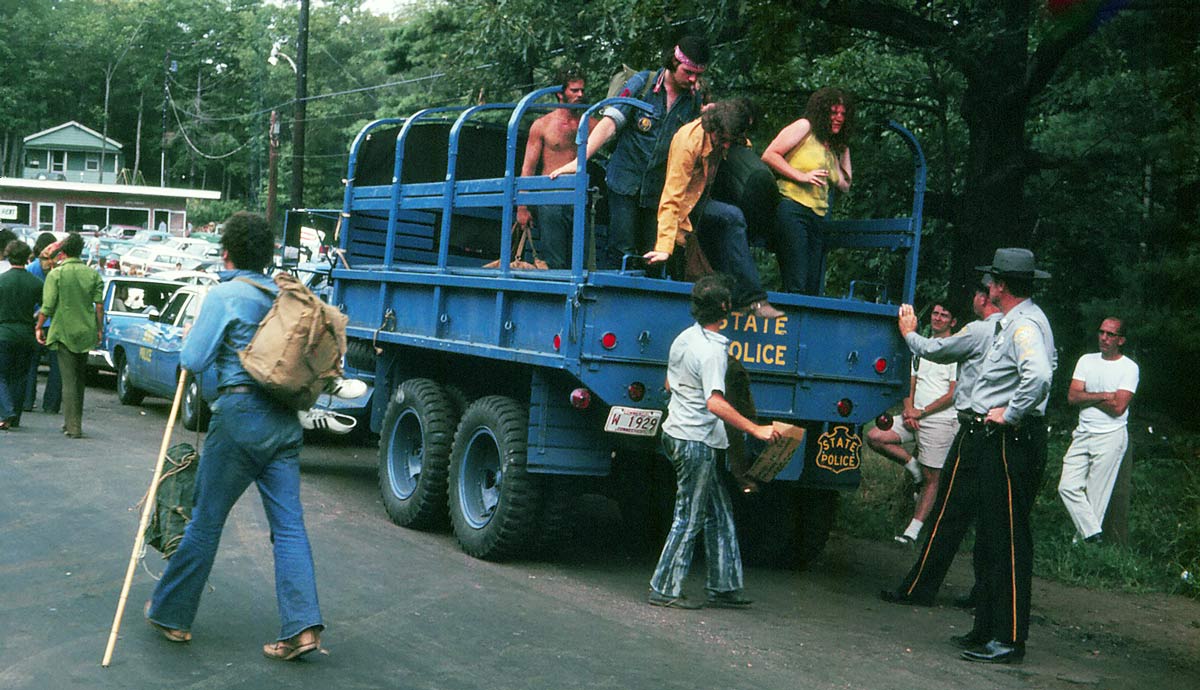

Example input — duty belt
[957,411,986,427]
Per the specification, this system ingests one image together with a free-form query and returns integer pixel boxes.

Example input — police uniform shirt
[968,299,1056,424]
[904,313,1002,411]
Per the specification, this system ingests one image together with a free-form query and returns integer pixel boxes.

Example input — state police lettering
[719,313,790,369]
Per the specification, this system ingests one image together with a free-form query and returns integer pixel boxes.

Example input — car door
[142,290,191,394]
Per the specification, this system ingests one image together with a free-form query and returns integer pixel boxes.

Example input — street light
[268,43,297,73]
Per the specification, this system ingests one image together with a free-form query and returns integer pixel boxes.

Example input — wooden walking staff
[102,370,189,667]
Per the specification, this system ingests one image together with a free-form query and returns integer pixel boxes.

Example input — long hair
[802,87,854,154]
[700,98,755,145]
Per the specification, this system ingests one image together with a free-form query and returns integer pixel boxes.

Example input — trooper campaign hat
[975,247,1050,280]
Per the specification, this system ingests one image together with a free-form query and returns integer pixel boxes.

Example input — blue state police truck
[329,87,927,563]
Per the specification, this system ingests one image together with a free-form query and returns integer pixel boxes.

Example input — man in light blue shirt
[959,248,1056,665]
[145,212,324,661]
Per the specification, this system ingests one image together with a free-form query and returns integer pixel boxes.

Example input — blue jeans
[605,192,658,269]
[695,199,768,307]
[0,342,34,423]
[24,344,61,413]
[534,204,574,270]
[650,434,745,598]
[775,198,825,295]
[147,389,322,640]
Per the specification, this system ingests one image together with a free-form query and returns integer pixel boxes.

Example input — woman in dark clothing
[0,241,46,429]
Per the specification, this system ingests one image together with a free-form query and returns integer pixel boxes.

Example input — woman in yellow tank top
[761,88,854,294]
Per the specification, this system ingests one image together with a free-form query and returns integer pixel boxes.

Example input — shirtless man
[516,67,588,269]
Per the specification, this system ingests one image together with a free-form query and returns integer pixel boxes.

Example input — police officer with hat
[956,248,1056,664]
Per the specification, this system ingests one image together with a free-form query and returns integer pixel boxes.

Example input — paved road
[1,376,1196,689]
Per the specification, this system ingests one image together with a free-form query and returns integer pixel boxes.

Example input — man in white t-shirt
[867,302,960,543]
[648,274,779,610]
[1058,317,1138,544]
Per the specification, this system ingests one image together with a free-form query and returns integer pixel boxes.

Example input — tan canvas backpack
[236,273,348,410]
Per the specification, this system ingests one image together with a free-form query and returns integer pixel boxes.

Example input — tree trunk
[950,32,1033,297]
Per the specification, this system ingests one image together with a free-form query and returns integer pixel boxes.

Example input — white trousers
[1058,427,1128,539]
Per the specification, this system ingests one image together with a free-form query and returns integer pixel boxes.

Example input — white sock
[904,519,924,540]
[904,459,922,482]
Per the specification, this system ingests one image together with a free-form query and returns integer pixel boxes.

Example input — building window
[25,153,41,168]
[51,151,66,172]
[86,154,100,172]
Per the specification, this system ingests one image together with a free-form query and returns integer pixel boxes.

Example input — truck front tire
[448,396,540,560]
[378,379,457,529]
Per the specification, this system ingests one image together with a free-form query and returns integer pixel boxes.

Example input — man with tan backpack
[144,212,339,661]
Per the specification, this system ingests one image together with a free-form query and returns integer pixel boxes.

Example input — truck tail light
[601,332,617,349]
[627,382,645,402]
[570,388,591,409]
[552,333,561,351]
[874,357,888,374]
[876,412,893,430]
[836,398,854,417]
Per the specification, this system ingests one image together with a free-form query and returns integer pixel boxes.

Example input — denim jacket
[181,269,276,389]
[603,69,704,207]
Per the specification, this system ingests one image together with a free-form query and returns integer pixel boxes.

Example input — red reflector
[601,332,617,349]
[552,333,562,351]
[876,413,893,431]
[836,398,854,417]
[570,388,591,409]
[874,357,888,374]
[627,382,645,402]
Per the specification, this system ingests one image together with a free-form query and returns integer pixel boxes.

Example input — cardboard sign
[744,422,806,483]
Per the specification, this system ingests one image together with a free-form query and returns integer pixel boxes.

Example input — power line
[167,86,262,160]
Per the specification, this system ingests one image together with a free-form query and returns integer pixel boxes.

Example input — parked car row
[92,266,371,436]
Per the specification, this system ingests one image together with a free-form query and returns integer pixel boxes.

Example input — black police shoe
[960,639,1025,664]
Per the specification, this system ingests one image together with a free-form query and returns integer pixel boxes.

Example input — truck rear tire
[378,379,457,529]
[448,396,541,560]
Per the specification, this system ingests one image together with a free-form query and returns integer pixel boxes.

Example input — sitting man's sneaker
[960,639,1025,664]
[1084,532,1104,545]
[647,590,702,609]
[327,377,368,399]
[706,590,753,609]
[298,408,358,434]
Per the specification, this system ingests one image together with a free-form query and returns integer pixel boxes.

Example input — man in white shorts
[867,302,960,543]
[1058,316,1138,544]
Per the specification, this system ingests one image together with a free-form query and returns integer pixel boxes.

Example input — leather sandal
[144,601,191,643]
[263,627,321,661]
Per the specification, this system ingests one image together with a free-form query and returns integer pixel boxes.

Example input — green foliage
[186,198,245,227]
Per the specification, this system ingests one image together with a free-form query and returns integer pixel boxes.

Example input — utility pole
[267,111,280,229]
[290,0,309,208]
[160,50,170,187]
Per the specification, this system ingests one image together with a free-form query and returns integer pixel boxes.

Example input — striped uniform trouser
[896,421,981,602]
[973,421,1047,644]
[650,434,744,598]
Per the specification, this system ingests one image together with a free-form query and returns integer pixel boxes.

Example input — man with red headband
[550,35,710,269]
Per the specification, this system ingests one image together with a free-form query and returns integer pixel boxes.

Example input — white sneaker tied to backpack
[297,409,358,434]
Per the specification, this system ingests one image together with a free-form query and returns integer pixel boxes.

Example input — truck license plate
[604,406,662,437]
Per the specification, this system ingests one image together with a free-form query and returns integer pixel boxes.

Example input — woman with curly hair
[761,87,854,295]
